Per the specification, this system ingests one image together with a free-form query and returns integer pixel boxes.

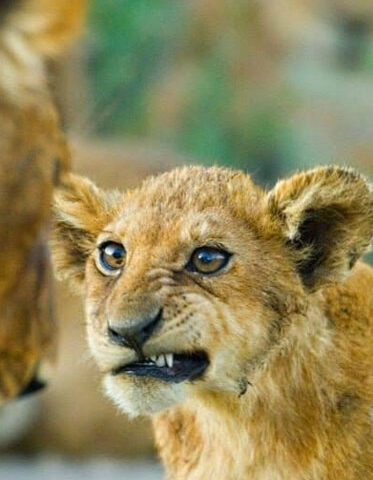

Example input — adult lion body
[0,0,84,402]
[52,165,373,479]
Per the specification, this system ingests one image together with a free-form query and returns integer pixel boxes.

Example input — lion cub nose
[108,309,163,349]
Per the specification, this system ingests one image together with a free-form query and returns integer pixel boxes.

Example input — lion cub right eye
[96,241,126,276]
[186,247,231,275]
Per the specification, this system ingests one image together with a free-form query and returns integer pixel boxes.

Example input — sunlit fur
[52,165,373,479]
[0,0,84,403]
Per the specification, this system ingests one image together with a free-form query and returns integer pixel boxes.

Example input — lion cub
[52,166,373,479]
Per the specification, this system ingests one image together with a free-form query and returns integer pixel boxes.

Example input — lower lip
[112,352,209,383]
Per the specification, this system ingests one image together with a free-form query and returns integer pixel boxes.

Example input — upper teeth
[165,354,173,368]
[156,355,165,367]
[148,354,174,368]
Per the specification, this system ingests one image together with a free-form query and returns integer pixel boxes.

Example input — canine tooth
[156,355,166,367]
[166,353,173,368]
[150,356,157,362]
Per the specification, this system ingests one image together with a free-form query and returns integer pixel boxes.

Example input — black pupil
[102,243,125,269]
[197,250,215,264]
[111,246,123,259]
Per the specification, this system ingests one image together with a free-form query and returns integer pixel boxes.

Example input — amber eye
[186,247,231,275]
[97,241,126,276]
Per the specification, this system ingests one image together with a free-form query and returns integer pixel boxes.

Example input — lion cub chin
[52,165,373,479]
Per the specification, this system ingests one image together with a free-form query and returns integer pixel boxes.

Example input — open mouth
[112,351,209,383]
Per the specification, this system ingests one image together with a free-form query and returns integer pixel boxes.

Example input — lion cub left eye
[186,247,231,275]
[96,241,126,276]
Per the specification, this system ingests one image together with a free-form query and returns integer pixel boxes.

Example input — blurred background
[79,0,373,182]
[1,0,372,478]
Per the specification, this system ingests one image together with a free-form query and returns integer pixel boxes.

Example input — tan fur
[52,164,373,478]
[0,0,84,402]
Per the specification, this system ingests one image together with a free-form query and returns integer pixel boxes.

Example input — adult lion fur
[0,0,85,403]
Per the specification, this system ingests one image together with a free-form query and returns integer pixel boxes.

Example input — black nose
[18,376,46,398]
[108,308,163,350]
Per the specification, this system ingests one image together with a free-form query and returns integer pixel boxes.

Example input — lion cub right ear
[51,173,120,292]
[266,166,373,291]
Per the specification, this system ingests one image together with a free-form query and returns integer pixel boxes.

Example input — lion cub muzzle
[108,307,209,384]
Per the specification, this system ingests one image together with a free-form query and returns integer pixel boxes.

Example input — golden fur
[0,0,84,402]
[52,164,373,479]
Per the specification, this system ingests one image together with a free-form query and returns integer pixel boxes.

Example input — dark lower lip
[18,377,46,397]
[112,352,209,383]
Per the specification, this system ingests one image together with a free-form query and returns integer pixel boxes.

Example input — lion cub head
[51,166,373,416]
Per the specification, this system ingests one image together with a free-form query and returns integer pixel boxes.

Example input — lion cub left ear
[51,173,120,292]
[267,166,373,291]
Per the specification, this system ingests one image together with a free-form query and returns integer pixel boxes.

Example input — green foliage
[88,0,186,135]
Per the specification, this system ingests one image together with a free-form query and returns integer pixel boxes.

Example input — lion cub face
[51,166,373,416]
